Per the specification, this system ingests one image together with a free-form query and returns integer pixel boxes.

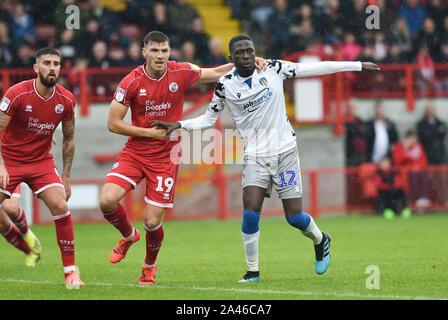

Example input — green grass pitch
[0,214,447,300]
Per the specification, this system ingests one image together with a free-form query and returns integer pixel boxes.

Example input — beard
[38,71,58,87]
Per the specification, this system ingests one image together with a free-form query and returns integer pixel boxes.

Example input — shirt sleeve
[63,95,76,121]
[268,59,362,80]
[114,76,135,106]
[176,62,202,89]
[0,86,20,117]
[179,79,224,130]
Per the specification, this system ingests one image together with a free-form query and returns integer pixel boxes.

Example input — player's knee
[285,211,311,230]
[2,201,19,216]
[241,210,260,234]
[50,200,69,216]
[99,193,118,213]
[144,215,163,230]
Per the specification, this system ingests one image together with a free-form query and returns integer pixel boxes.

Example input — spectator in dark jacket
[366,101,399,164]
[417,101,447,164]
[374,156,411,219]
[345,99,369,166]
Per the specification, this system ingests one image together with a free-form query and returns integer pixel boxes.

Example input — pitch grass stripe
[0,278,446,300]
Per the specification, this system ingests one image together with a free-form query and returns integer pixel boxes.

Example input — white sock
[242,231,259,272]
[123,228,136,241]
[64,265,76,274]
[300,216,323,245]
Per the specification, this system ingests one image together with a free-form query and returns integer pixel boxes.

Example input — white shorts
[242,147,303,199]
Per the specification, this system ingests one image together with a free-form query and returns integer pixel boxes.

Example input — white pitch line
[0,278,445,300]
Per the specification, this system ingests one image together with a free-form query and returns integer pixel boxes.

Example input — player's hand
[255,57,268,72]
[52,136,56,145]
[62,175,71,201]
[361,62,380,71]
[0,163,9,189]
[147,126,168,139]
[150,120,181,138]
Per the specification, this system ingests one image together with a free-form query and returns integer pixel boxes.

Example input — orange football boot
[138,265,157,284]
[109,228,140,263]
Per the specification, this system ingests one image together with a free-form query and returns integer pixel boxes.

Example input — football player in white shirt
[152,35,379,282]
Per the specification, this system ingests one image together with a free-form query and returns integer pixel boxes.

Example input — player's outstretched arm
[293,61,379,78]
[0,112,11,189]
[199,57,268,83]
[361,62,380,71]
[61,118,75,200]
[108,99,167,139]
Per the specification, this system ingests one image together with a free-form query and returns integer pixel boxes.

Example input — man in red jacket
[392,130,430,207]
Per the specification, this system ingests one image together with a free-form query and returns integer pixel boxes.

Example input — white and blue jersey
[179,60,362,157]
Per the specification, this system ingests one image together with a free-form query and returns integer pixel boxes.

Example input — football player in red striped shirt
[0,48,83,288]
[99,31,266,284]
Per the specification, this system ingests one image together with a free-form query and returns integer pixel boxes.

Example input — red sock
[144,224,164,266]
[102,203,133,238]
[1,223,31,254]
[54,212,75,267]
[11,208,29,234]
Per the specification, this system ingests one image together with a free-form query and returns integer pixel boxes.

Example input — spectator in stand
[357,44,375,62]
[186,17,210,65]
[0,46,10,68]
[147,2,172,35]
[11,42,34,68]
[314,0,345,41]
[167,0,199,35]
[345,99,369,166]
[387,17,413,60]
[10,2,36,45]
[341,33,363,61]
[417,101,447,165]
[392,129,430,208]
[179,40,201,66]
[440,16,448,44]
[372,32,388,62]
[77,18,102,60]
[89,40,110,68]
[435,41,448,62]
[383,43,407,63]
[246,0,275,31]
[204,38,227,66]
[416,17,440,59]
[374,156,412,219]
[415,45,436,92]
[366,101,399,164]
[0,21,12,66]
[122,41,145,67]
[343,0,368,40]
[289,18,317,53]
[375,0,397,33]
[88,0,120,43]
[57,29,76,66]
[108,46,126,67]
[426,0,448,33]
[397,0,428,35]
[266,0,293,57]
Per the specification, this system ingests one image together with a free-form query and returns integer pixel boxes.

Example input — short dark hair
[35,47,60,61]
[229,34,253,53]
[143,31,170,47]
